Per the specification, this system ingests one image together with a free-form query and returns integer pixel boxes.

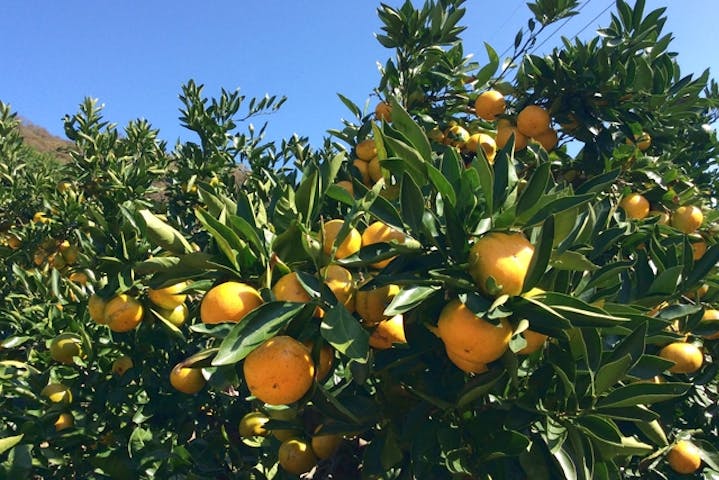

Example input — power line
[528,0,593,55]
[571,0,615,37]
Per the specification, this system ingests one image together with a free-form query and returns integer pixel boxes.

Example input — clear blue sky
[2,1,716,148]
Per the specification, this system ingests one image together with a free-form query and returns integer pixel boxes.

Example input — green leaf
[474,42,500,86]
[138,209,193,254]
[647,266,682,295]
[320,305,369,364]
[522,194,595,227]
[0,434,23,456]
[382,134,427,186]
[389,97,432,162]
[575,415,622,446]
[594,355,633,396]
[400,174,425,236]
[551,251,598,271]
[295,167,319,224]
[596,382,691,408]
[685,244,719,287]
[516,162,550,219]
[385,286,441,316]
[604,322,647,368]
[195,207,248,271]
[212,302,305,366]
[456,369,508,408]
[523,216,554,293]
[470,154,493,216]
[575,169,621,195]
[427,161,456,207]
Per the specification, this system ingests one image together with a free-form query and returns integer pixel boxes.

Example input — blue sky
[2,1,716,148]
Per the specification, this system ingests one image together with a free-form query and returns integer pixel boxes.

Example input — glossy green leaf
[320,305,369,364]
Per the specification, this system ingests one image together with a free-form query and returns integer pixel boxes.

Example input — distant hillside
[18,119,73,162]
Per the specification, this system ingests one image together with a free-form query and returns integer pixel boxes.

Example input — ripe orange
[148,281,188,310]
[517,105,551,138]
[474,90,506,121]
[6,235,21,250]
[495,123,528,151]
[691,238,707,261]
[361,221,406,269]
[516,330,548,355]
[200,281,263,325]
[626,132,652,151]
[438,300,512,370]
[671,206,703,234]
[369,314,407,349]
[158,303,189,327]
[659,342,703,374]
[88,294,108,324]
[352,158,371,185]
[272,271,322,317]
[532,128,558,152]
[243,336,315,405]
[445,348,489,374]
[465,133,497,164]
[322,219,362,259]
[170,363,206,394]
[444,125,470,148]
[278,438,318,475]
[667,440,702,474]
[41,383,72,404]
[700,309,719,340]
[356,139,377,162]
[321,264,355,312]
[368,156,383,183]
[105,294,144,333]
[375,102,392,122]
[239,411,270,437]
[619,193,650,219]
[112,355,134,376]
[468,232,535,297]
[312,430,343,459]
[49,333,83,364]
[54,412,74,432]
[305,341,335,380]
[336,180,354,196]
[355,284,400,326]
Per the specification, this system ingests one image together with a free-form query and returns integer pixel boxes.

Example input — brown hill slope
[18,119,73,162]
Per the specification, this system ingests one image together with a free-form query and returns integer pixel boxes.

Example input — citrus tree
[2,0,719,479]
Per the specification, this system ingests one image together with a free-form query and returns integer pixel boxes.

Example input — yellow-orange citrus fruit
[88,294,108,324]
[671,206,703,234]
[369,314,407,349]
[148,281,188,310]
[368,156,383,183]
[158,303,189,327]
[700,309,719,340]
[352,159,371,185]
[49,333,83,365]
[54,412,74,432]
[667,440,702,474]
[243,336,315,405]
[516,330,548,355]
[6,235,21,250]
[305,341,335,380]
[356,139,377,162]
[438,300,513,369]
[112,355,134,376]
[444,125,470,147]
[465,133,497,164]
[33,212,50,224]
[278,438,318,475]
[517,105,551,138]
[336,180,354,196]
[105,294,144,333]
[659,342,703,374]
[619,193,650,219]
[58,241,79,264]
[321,264,355,312]
[649,210,670,225]
[50,254,66,270]
[322,219,362,260]
[41,383,72,404]
[170,363,206,394]
[239,411,270,437]
[626,132,652,151]
[355,284,400,326]
[57,181,72,193]
[686,284,709,300]
[273,272,311,303]
[691,238,707,261]
[312,430,343,460]
[361,221,406,269]
[495,124,528,151]
[375,102,392,122]
[468,232,535,297]
[533,128,558,152]
[445,348,489,374]
[200,281,263,325]
[474,90,506,121]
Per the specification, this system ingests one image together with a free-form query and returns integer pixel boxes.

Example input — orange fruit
[438,299,512,369]
[6,235,21,250]
[272,271,322,317]
[474,90,506,121]
[321,264,355,312]
[445,348,489,374]
[659,342,703,374]
[356,139,377,162]
[112,355,134,376]
[158,303,189,327]
[88,294,107,324]
[33,212,50,224]
[667,440,702,474]
[355,284,400,326]
[468,232,535,297]
[41,383,72,404]
[58,241,79,264]
[532,128,558,152]
[619,193,650,219]
[105,294,144,333]
[375,102,392,122]
[243,336,315,405]
[361,221,406,269]
[336,180,354,196]
[691,238,707,261]
[200,281,263,325]
[700,309,719,340]
[322,219,362,260]
[465,133,497,164]
[495,123,528,151]
[170,362,206,394]
[368,156,383,183]
[49,333,83,364]
[444,125,470,148]
[517,105,551,138]
[671,206,703,234]
[352,159,371,185]
[278,438,318,475]
[649,210,670,225]
[311,429,343,459]
[148,281,188,310]
[626,132,652,151]
[305,341,335,380]
[369,314,407,349]
[516,330,548,355]
[239,411,270,437]
[54,412,74,432]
